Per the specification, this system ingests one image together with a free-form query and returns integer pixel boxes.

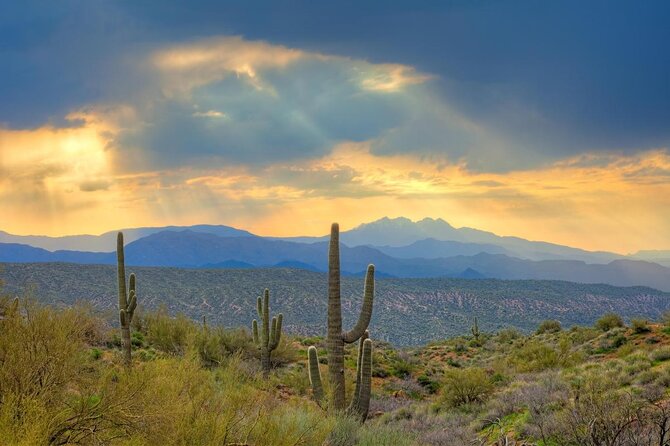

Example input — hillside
[3,262,670,346]
[4,286,670,445]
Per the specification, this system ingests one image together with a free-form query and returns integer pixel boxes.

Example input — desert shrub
[446,357,461,368]
[453,342,467,353]
[536,319,562,335]
[496,328,522,344]
[90,347,102,360]
[145,308,192,354]
[512,338,582,372]
[551,371,647,446]
[631,318,651,333]
[131,330,145,347]
[651,346,670,362]
[661,310,670,327]
[383,377,425,399]
[0,300,134,444]
[440,367,493,408]
[356,424,415,446]
[595,312,625,331]
[512,341,559,372]
[417,374,441,394]
[325,415,360,446]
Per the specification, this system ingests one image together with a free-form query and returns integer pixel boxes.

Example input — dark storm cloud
[1,0,669,171]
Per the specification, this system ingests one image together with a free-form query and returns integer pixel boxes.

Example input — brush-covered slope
[3,262,670,346]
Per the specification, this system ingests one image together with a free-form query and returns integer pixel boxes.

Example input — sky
[1,0,669,253]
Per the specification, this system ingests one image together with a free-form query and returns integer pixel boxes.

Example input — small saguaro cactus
[471,316,481,341]
[117,232,138,367]
[252,288,283,377]
[349,332,373,421]
[307,222,375,420]
[307,346,324,404]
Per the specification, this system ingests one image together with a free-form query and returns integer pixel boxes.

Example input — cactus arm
[356,339,373,422]
[269,316,277,346]
[117,232,127,310]
[262,289,270,345]
[127,290,137,322]
[256,296,262,318]
[119,309,127,326]
[270,313,283,350]
[129,273,136,296]
[308,346,325,404]
[348,330,369,414]
[252,319,259,344]
[342,265,375,344]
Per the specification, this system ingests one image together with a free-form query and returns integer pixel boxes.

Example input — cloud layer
[1,2,669,252]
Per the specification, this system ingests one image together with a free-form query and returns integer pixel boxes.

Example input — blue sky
[0,1,669,251]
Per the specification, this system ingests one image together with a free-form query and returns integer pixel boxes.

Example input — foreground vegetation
[4,286,670,445]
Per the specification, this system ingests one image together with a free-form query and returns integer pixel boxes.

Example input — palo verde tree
[307,223,375,422]
[116,232,138,367]
[252,288,283,378]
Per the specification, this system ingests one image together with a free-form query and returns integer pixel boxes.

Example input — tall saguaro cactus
[308,223,375,420]
[252,288,283,377]
[117,232,137,367]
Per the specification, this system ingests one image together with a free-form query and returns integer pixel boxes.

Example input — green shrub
[496,328,522,344]
[536,319,562,335]
[631,318,651,334]
[512,338,581,372]
[661,310,670,327]
[417,374,440,394]
[90,348,102,360]
[145,308,192,354]
[131,330,145,347]
[440,367,493,407]
[595,313,625,332]
[651,346,670,362]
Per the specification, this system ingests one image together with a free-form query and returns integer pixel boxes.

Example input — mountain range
[1,217,669,291]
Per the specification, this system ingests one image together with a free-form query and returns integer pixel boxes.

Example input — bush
[512,338,582,372]
[536,319,562,335]
[144,308,192,354]
[631,318,651,334]
[651,346,670,362]
[496,328,522,344]
[661,310,670,327]
[417,374,440,394]
[440,367,493,407]
[595,313,624,331]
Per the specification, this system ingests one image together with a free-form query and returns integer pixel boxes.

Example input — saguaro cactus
[307,346,324,404]
[308,223,375,420]
[117,232,137,367]
[471,316,481,341]
[348,330,373,421]
[252,288,283,377]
